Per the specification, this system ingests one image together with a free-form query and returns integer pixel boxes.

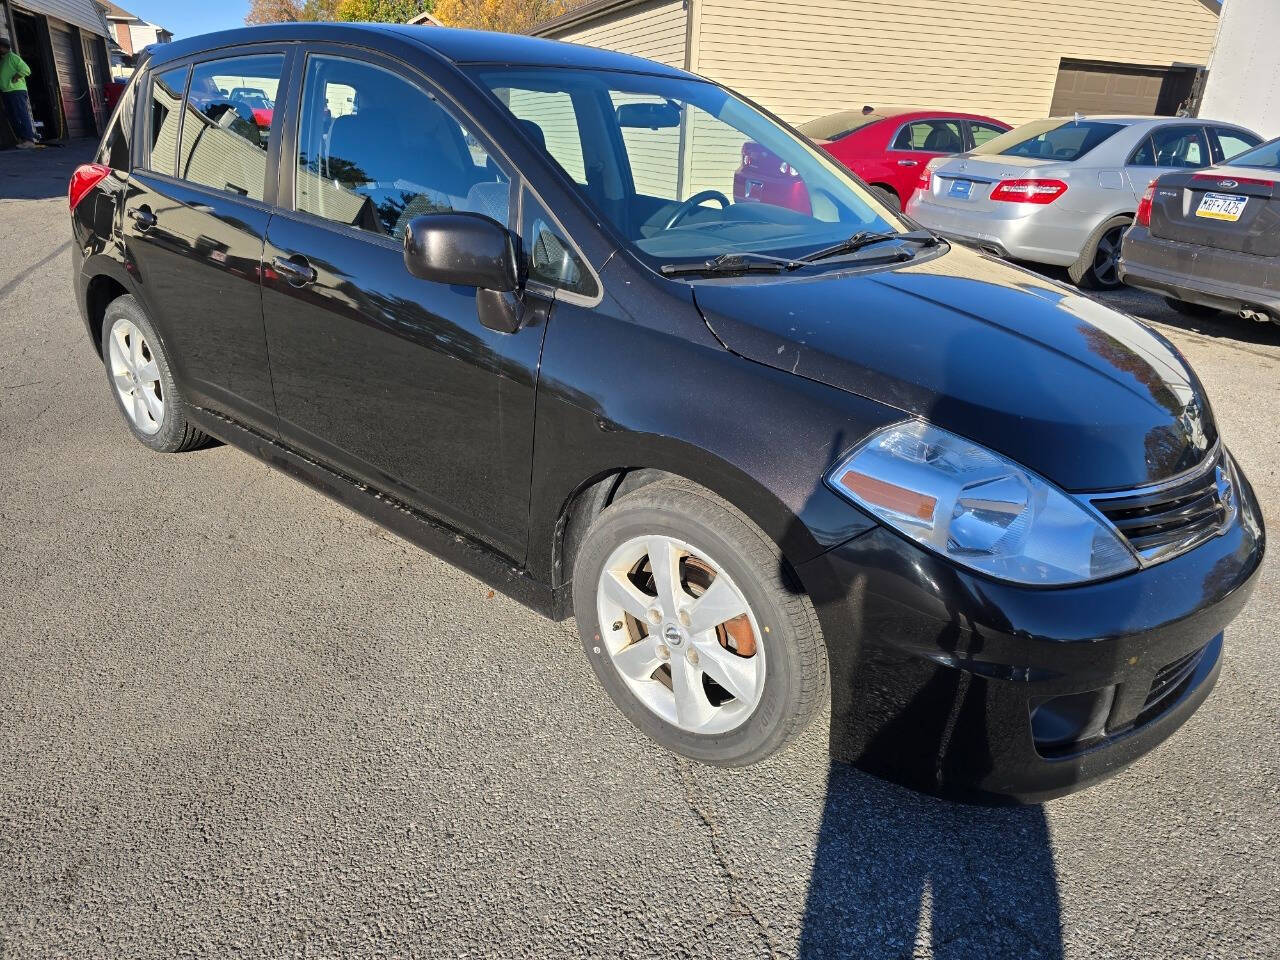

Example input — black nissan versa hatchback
[69,24,1263,802]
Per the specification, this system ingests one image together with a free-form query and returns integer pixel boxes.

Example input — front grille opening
[1142,644,1208,716]
[1091,453,1230,562]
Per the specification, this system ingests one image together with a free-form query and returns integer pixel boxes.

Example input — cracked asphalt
[1,143,1278,959]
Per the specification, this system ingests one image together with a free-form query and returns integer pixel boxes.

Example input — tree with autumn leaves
[246,0,576,32]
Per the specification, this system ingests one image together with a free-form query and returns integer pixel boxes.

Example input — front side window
[1221,137,1280,170]
[1130,125,1209,169]
[296,55,509,240]
[146,65,187,175]
[969,121,1006,148]
[176,54,283,201]
[1213,128,1261,163]
[892,119,964,153]
[974,118,1123,162]
[470,67,903,266]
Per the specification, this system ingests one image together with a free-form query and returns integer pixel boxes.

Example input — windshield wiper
[660,250,803,277]
[798,228,940,264]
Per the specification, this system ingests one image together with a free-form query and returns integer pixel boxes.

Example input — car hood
[693,245,1216,491]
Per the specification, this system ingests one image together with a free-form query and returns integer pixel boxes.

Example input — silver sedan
[905,116,1261,288]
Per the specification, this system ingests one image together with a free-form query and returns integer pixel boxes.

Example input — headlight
[826,421,1139,586]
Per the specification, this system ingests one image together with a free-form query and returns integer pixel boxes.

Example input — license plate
[949,179,973,200]
[1196,192,1247,221]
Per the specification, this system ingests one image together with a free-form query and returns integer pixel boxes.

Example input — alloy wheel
[596,535,766,735]
[107,317,164,435]
[1091,225,1125,288]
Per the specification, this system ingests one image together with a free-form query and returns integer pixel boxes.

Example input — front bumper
[1119,226,1280,320]
[796,459,1265,803]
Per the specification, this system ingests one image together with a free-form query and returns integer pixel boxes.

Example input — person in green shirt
[0,35,39,148]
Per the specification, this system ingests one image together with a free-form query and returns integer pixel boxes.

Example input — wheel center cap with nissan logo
[663,624,683,646]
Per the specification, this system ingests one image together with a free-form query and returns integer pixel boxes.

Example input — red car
[734,107,1010,214]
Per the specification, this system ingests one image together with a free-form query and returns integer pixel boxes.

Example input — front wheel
[572,479,827,766]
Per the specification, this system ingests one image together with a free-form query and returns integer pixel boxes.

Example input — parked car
[1120,136,1280,324]
[906,116,1263,288]
[229,86,274,129]
[69,24,1263,801]
[800,107,1010,208]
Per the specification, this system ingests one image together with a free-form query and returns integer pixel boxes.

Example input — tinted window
[296,55,509,239]
[146,65,187,175]
[892,119,964,152]
[969,121,1006,147]
[1223,137,1280,170]
[521,189,595,297]
[1214,128,1261,162]
[175,55,283,201]
[1130,125,1208,168]
[974,119,1123,161]
[796,111,884,142]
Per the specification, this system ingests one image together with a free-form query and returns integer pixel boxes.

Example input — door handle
[127,206,157,230]
[897,159,919,167]
[272,255,316,287]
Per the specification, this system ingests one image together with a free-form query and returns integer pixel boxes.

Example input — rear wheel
[1162,296,1220,319]
[870,185,901,210]
[1069,216,1130,290]
[572,479,827,766]
[101,295,209,453]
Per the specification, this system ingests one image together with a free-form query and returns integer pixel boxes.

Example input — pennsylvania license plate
[949,179,974,200]
[1196,192,1247,221]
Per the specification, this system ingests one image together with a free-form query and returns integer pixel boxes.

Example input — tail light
[919,157,946,191]
[989,179,1068,204]
[1135,179,1157,227]
[69,163,111,212]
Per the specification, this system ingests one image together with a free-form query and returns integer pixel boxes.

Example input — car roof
[147,22,695,80]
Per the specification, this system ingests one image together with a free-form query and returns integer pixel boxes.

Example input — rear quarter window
[97,73,138,170]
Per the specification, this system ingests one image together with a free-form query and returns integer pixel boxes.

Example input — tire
[100,295,209,453]
[1162,296,1220,319]
[870,185,901,210]
[572,478,827,766]
[1068,216,1130,290]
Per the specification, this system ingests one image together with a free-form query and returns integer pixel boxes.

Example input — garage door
[1050,60,1197,117]
[49,21,91,138]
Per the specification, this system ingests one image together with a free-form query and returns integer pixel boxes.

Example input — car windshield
[1223,137,1280,170]
[796,110,885,142]
[468,67,904,265]
[973,118,1124,162]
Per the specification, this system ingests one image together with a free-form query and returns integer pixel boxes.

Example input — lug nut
[687,648,700,666]
[647,608,662,625]
[678,609,691,627]
[612,621,623,631]
[657,644,670,660]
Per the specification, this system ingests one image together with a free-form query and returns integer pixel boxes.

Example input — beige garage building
[531,0,1223,129]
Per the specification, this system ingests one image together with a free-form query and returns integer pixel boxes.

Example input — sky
[123,1,252,41]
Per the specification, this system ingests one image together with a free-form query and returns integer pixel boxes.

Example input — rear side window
[146,65,187,175]
[1129,125,1208,168]
[177,54,284,201]
[295,54,510,240]
[98,74,137,170]
[892,119,964,152]
[974,119,1123,162]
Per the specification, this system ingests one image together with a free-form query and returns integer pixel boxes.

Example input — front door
[261,50,544,562]
[122,51,288,436]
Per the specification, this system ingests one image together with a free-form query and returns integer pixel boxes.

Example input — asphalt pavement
[1,143,1277,959]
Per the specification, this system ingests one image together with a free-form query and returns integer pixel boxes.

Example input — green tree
[334,0,435,21]
[245,0,340,23]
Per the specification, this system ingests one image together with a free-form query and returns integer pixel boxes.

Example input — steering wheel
[663,190,731,230]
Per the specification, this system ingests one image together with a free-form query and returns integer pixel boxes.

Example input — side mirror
[403,213,518,292]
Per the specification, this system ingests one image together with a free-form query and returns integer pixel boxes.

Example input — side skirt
[187,407,569,621]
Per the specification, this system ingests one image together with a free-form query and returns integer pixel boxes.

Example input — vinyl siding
[546,0,688,69]
[14,0,111,37]
[693,0,1220,127]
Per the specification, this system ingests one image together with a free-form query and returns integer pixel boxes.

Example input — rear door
[1208,126,1262,165]
[1148,168,1280,257]
[1123,123,1212,199]
[122,49,291,437]
[885,117,966,201]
